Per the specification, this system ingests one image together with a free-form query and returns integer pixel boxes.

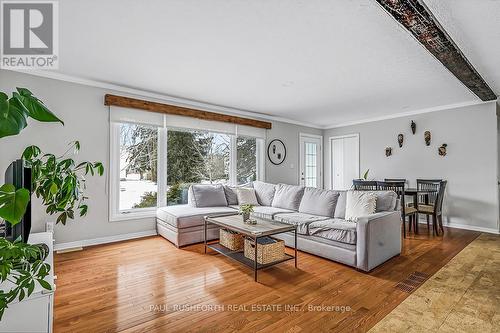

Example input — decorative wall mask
[411,121,416,135]
[438,144,447,156]
[385,147,392,157]
[424,131,431,146]
[267,139,286,165]
[398,134,404,148]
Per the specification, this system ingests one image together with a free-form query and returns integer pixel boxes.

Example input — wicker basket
[219,229,244,251]
[244,237,285,264]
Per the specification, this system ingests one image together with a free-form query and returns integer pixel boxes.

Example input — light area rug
[369,233,500,333]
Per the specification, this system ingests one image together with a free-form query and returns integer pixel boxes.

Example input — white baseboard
[54,230,158,251]
[417,220,499,234]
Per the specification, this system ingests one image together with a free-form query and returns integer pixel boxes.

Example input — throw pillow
[345,190,377,222]
[223,185,238,205]
[271,184,305,211]
[299,187,340,217]
[373,191,398,212]
[333,190,347,219]
[189,184,228,207]
[252,181,276,206]
[236,187,260,206]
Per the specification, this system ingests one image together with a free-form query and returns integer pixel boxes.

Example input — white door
[330,134,359,190]
[299,134,322,188]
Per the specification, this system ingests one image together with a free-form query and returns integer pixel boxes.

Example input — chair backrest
[353,180,378,191]
[416,179,442,205]
[434,180,447,214]
[377,181,405,219]
[384,178,407,184]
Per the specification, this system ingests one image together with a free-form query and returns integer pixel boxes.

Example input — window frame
[110,122,265,221]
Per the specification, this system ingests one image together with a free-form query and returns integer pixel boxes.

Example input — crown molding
[6,69,497,131]
[5,69,324,129]
[324,99,497,129]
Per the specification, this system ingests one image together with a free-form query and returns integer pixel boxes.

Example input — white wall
[323,102,499,233]
[266,122,322,185]
[0,70,321,245]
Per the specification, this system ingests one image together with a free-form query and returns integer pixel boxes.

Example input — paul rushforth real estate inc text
[150,303,352,313]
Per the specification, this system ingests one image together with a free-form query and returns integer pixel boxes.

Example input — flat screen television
[3,159,32,242]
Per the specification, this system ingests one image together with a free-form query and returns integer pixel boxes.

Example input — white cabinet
[0,232,55,333]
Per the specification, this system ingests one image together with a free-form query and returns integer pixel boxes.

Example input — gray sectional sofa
[156,181,402,271]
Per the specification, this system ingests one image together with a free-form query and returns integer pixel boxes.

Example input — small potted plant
[239,204,254,224]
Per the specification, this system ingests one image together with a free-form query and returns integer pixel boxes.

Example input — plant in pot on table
[0,88,103,319]
[239,204,255,224]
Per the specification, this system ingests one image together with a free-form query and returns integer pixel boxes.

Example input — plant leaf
[49,183,58,195]
[94,162,104,176]
[0,184,30,225]
[13,89,63,125]
[73,141,80,152]
[79,204,88,216]
[37,278,52,291]
[0,97,28,139]
[22,145,41,161]
[0,92,8,118]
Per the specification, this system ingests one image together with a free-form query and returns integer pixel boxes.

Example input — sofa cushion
[308,219,357,245]
[156,205,237,229]
[230,205,294,220]
[236,187,260,205]
[345,191,377,222]
[223,185,239,205]
[272,184,305,211]
[273,212,329,235]
[333,190,347,219]
[252,181,276,206]
[372,191,398,212]
[299,187,339,217]
[189,184,228,207]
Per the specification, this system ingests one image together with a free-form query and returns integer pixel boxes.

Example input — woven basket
[244,237,285,264]
[220,229,244,251]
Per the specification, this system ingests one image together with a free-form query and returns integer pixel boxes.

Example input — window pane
[119,124,158,210]
[237,136,257,185]
[198,132,230,185]
[305,142,318,187]
[165,129,230,205]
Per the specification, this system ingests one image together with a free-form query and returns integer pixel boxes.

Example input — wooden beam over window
[375,0,496,101]
[104,94,272,129]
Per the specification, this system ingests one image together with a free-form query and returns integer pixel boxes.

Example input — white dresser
[0,232,55,333]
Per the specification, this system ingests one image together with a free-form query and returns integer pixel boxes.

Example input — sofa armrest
[356,211,401,272]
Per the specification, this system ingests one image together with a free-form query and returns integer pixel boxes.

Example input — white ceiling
[40,0,499,127]
[424,0,500,100]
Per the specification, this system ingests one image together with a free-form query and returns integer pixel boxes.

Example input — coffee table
[204,213,297,282]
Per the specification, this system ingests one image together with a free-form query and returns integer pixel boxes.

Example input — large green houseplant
[0,88,103,319]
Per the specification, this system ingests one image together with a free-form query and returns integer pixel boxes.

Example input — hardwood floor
[54,226,480,333]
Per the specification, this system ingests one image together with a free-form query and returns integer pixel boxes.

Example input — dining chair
[416,179,442,204]
[417,180,447,235]
[384,178,407,184]
[377,181,416,238]
[416,179,442,230]
[352,180,378,191]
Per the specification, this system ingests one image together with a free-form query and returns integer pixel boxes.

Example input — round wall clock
[267,139,286,165]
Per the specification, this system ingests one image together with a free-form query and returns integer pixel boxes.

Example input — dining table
[404,188,438,233]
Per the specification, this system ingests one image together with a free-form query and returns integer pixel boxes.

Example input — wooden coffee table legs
[295,228,297,268]
[254,236,258,281]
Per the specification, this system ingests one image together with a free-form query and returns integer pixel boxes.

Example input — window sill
[110,209,156,222]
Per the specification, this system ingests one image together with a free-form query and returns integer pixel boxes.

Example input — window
[165,129,230,206]
[237,136,257,185]
[110,116,265,220]
[118,123,159,211]
[304,142,318,187]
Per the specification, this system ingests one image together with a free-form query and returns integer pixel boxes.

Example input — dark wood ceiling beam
[104,94,272,129]
[375,0,497,101]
